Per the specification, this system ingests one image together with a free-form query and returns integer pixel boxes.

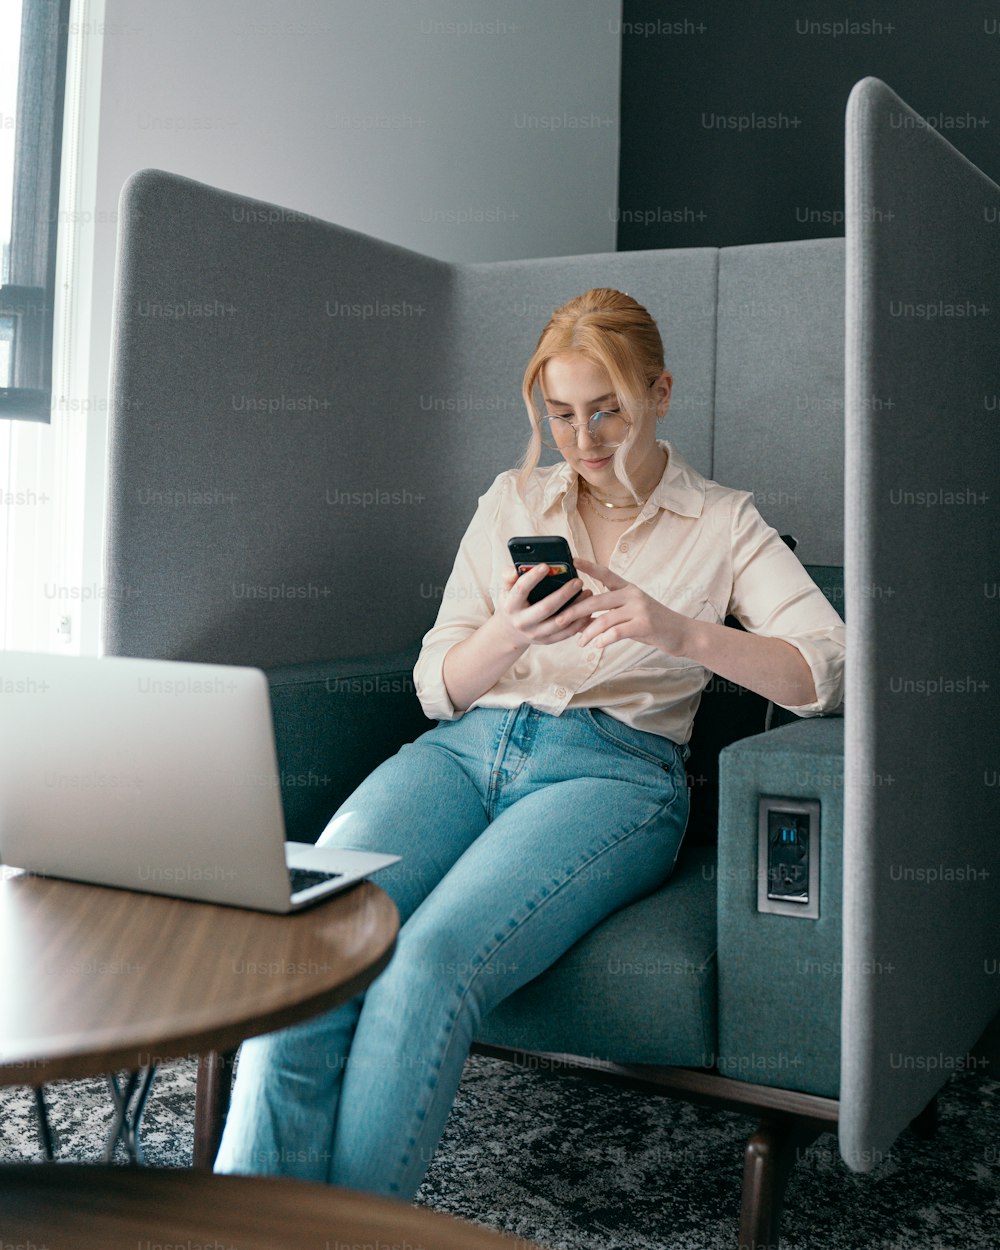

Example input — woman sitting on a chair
[215,288,845,1196]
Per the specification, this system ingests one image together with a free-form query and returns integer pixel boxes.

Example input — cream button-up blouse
[413,439,845,745]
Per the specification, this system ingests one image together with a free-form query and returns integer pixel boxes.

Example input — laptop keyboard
[289,866,344,895]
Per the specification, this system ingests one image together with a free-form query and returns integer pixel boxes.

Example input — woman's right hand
[494,564,594,647]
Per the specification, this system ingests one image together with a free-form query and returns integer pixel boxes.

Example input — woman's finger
[576,609,627,647]
[508,561,551,605]
[527,578,584,624]
[572,556,630,591]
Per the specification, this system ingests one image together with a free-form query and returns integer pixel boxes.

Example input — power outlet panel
[756,797,820,919]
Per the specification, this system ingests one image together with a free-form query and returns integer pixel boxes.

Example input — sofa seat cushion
[475,844,717,1067]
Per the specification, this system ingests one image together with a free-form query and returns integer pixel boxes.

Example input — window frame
[0,0,72,422]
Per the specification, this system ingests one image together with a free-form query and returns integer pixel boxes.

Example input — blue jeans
[214,703,690,1198]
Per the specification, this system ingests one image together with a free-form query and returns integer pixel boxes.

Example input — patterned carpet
[0,1054,997,1249]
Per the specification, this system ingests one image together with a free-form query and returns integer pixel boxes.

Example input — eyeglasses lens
[541,411,628,449]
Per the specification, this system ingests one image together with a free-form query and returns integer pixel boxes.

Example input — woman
[215,288,845,1196]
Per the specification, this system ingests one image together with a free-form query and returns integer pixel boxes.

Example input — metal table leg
[33,1087,58,1160]
[104,1067,157,1164]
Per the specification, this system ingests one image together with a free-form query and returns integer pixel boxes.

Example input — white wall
[76,0,622,653]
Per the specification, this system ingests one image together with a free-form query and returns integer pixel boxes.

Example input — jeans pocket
[582,707,682,772]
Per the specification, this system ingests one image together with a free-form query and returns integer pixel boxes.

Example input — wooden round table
[0,870,399,1161]
[0,1165,544,1250]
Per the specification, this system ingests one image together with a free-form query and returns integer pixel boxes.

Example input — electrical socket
[756,797,820,919]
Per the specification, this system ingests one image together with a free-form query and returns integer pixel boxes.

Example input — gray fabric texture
[105,169,455,667]
[841,77,1000,1171]
[715,239,846,565]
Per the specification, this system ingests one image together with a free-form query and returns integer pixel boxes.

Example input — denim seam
[496,707,539,792]
[485,706,519,813]
[486,706,540,818]
[386,785,686,1191]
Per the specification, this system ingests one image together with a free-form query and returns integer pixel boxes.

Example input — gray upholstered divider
[841,77,1000,1171]
[106,170,457,667]
[106,171,846,674]
[715,239,845,565]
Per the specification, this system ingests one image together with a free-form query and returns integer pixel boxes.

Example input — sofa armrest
[716,717,844,1097]
[264,646,432,844]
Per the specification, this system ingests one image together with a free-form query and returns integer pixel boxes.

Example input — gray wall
[95,0,622,264]
[81,0,623,654]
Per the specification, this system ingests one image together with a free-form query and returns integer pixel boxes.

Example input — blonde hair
[516,288,665,502]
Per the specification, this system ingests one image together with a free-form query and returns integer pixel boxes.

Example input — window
[0,0,71,422]
[2,0,96,655]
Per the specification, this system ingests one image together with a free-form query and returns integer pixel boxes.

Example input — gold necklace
[580,481,649,510]
[580,491,641,524]
[586,493,636,509]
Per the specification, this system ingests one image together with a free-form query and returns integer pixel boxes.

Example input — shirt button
[619,542,630,553]
[587,651,600,664]
[555,686,567,698]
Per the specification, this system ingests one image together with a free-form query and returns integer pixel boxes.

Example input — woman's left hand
[568,557,696,656]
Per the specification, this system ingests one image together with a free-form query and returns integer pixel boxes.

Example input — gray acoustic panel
[841,77,1000,1172]
[105,169,456,667]
[715,238,846,566]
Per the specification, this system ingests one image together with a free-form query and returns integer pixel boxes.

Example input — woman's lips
[581,454,613,467]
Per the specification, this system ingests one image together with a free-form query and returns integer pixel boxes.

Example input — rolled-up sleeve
[412,474,506,721]
[727,492,845,717]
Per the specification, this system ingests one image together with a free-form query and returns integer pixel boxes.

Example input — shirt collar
[537,439,706,519]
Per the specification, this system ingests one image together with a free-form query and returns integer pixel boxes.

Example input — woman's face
[538,353,670,491]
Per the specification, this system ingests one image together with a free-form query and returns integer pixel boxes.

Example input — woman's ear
[653,371,673,419]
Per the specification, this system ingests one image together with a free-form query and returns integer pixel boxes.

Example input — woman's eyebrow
[542,392,618,407]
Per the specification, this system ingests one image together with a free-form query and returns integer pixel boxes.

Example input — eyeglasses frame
[536,377,661,449]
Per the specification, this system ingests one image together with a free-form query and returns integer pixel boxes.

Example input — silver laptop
[0,651,400,912]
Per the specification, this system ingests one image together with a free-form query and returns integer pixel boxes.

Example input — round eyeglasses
[540,409,631,450]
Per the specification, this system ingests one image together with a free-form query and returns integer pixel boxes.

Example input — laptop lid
[0,651,304,910]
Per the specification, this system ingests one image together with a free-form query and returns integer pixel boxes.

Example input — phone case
[507,536,581,606]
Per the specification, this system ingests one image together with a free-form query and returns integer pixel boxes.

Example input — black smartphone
[507,536,581,607]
